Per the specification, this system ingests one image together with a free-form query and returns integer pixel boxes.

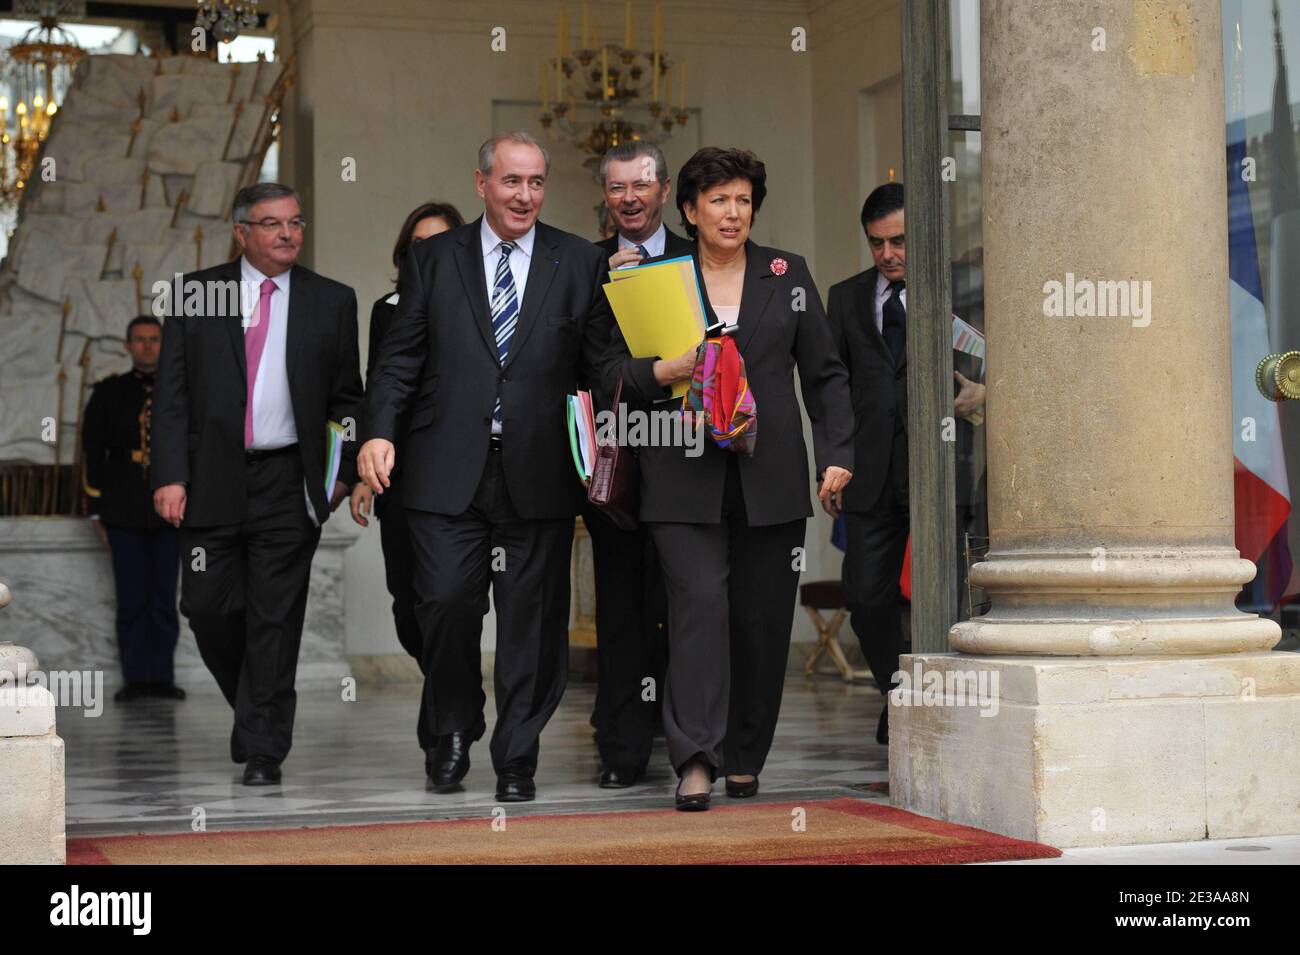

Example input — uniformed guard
[83,315,184,702]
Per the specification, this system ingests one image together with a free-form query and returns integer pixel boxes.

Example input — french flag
[1228,125,1293,611]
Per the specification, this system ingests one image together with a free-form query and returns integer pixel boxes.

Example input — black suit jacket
[364,291,410,515]
[827,267,907,512]
[365,216,613,520]
[827,267,983,512]
[602,239,854,526]
[151,258,364,527]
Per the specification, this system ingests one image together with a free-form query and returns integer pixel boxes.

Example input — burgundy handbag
[587,375,640,530]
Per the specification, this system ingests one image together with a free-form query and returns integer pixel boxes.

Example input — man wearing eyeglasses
[359,131,614,802]
[584,142,692,789]
[151,182,364,786]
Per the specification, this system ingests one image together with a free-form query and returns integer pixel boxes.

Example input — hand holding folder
[603,255,707,398]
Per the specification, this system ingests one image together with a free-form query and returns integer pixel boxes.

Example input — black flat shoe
[675,778,711,812]
[430,731,475,792]
[598,767,643,789]
[725,775,759,798]
[496,773,536,802]
[242,756,281,786]
[876,707,889,746]
[148,682,186,700]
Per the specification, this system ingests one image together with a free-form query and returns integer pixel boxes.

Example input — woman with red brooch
[602,146,855,810]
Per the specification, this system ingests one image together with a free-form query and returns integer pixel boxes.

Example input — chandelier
[195,1,261,44]
[540,2,689,174]
[0,2,84,207]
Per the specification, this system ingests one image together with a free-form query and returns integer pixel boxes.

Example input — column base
[0,684,66,864]
[889,652,1300,847]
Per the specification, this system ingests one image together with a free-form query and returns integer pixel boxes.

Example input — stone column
[891,0,1300,846]
[0,582,66,865]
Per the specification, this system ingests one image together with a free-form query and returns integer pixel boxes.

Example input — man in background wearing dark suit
[586,142,693,787]
[828,182,985,746]
[152,182,363,785]
[358,132,613,802]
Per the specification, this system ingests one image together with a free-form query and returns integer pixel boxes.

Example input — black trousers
[842,469,910,696]
[648,457,805,778]
[179,447,320,764]
[406,448,574,777]
[106,525,180,685]
[583,500,668,776]
[376,478,434,751]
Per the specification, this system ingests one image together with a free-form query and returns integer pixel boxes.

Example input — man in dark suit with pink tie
[152,182,363,786]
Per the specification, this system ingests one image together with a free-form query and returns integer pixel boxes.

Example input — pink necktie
[244,277,277,448]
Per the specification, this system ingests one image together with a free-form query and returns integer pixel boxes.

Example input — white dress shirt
[874,270,907,335]
[241,257,297,449]
[481,218,535,307]
[615,222,667,266]
[481,219,535,435]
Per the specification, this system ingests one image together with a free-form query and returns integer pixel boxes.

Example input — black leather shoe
[675,778,711,811]
[496,773,536,802]
[242,757,281,786]
[598,767,643,789]
[113,683,150,702]
[876,707,889,746]
[430,732,475,792]
[725,775,759,798]
[148,682,186,700]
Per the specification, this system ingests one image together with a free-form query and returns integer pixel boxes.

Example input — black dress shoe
[876,707,889,746]
[148,682,186,700]
[598,767,643,789]
[496,773,536,802]
[430,732,475,792]
[675,778,711,812]
[242,757,281,786]
[725,775,759,798]
[113,683,150,702]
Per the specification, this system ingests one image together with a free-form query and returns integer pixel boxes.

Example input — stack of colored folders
[603,255,707,398]
[567,390,598,480]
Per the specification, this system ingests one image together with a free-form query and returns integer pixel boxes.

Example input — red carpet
[68,797,1061,865]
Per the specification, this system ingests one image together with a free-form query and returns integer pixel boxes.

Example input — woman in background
[350,201,463,780]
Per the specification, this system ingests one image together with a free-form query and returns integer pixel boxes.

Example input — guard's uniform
[83,369,180,688]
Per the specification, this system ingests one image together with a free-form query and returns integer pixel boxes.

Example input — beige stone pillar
[0,583,66,865]
[956,0,1275,656]
[891,0,1300,846]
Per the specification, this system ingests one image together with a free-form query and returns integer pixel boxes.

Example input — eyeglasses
[238,218,307,233]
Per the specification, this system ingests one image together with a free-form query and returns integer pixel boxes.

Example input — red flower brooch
[770,257,788,276]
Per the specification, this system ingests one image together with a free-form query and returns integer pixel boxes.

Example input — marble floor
[58,675,892,838]
[56,675,1300,864]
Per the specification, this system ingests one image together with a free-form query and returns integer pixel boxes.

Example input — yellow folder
[603,256,706,398]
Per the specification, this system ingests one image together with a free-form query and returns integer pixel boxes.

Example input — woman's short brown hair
[392,201,465,272]
[674,147,767,239]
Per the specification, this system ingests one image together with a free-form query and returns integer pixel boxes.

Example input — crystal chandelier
[540,2,689,175]
[195,1,261,44]
[0,2,83,207]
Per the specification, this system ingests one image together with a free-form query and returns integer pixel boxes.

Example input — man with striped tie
[359,132,613,802]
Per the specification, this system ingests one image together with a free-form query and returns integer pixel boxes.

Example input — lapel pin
[770,257,788,276]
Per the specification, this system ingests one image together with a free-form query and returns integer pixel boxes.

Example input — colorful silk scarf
[682,335,757,455]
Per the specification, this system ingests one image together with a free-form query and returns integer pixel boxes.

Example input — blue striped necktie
[490,241,518,424]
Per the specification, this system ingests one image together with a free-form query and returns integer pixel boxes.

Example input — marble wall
[0,516,357,694]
